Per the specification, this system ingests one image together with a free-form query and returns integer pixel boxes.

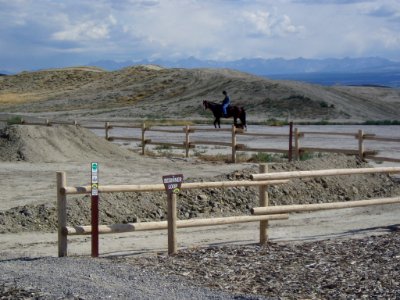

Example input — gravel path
[0,256,263,299]
[1,231,399,299]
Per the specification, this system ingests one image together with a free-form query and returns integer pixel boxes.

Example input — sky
[1,0,400,72]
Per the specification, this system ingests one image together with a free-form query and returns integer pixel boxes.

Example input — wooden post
[105,122,110,140]
[231,125,237,163]
[358,129,364,160]
[141,123,146,155]
[57,172,68,257]
[167,193,177,255]
[185,125,190,158]
[73,120,77,126]
[288,122,293,162]
[294,128,300,160]
[46,119,50,126]
[259,164,269,245]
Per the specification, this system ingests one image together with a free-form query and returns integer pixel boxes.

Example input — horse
[203,100,247,129]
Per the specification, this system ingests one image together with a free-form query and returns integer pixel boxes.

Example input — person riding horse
[221,90,230,117]
[203,98,247,129]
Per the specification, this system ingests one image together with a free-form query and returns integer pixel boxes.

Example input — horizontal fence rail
[62,179,289,195]
[65,214,289,236]
[251,166,400,180]
[252,196,400,215]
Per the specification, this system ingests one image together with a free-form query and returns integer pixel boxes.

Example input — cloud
[51,18,114,42]
[241,10,304,38]
[360,2,400,22]
[292,0,370,4]
[1,0,400,72]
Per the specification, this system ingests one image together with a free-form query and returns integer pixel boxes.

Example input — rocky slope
[1,151,399,234]
[1,66,400,122]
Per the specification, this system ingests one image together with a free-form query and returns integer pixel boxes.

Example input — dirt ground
[1,123,400,299]
[1,124,400,259]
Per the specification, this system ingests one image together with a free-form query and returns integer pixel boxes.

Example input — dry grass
[1,66,400,122]
[0,93,42,105]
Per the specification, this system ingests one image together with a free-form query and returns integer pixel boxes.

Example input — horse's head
[203,100,209,110]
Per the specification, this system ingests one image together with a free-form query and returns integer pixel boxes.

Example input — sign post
[91,162,99,257]
[162,174,183,255]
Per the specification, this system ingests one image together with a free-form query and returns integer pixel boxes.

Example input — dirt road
[1,203,399,259]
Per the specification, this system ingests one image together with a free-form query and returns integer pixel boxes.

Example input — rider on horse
[221,90,230,117]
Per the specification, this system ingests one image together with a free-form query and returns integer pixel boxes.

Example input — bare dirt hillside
[0,124,135,162]
[1,66,399,122]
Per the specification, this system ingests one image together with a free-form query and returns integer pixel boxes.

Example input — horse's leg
[214,118,217,128]
[240,112,247,129]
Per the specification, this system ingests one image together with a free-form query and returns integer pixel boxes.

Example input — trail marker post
[91,162,99,257]
[163,174,183,255]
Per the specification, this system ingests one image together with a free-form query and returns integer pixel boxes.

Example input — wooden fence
[84,122,400,164]
[250,166,400,242]
[56,169,290,257]
[57,165,400,257]
[92,122,292,163]
[294,128,400,163]
[4,116,400,163]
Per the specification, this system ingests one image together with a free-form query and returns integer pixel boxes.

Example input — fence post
[141,123,146,155]
[231,125,237,163]
[358,129,364,160]
[259,164,269,245]
[167,193,177,255]
[105,122,110,140]
[288,122,293,162]
[185,125,190,158]
[57,172,67,257]
[294,128,300,160]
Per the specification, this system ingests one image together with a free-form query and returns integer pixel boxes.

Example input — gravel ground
[122,232,400,299]
[1,232,399,299]
[0,256,264,300]
[1,125,400,299]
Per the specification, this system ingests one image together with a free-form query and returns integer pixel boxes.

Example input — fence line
[294,128,400,163]
[5,117,400,163]
[56,170,288,257]
[250,166,400,244]
[57,165,400,257]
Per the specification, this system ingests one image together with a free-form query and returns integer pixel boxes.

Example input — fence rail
[56,171,289,257]
[4,116,400,164]
[57,165,400,257]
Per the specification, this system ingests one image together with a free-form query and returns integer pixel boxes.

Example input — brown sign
[162,174,183,194]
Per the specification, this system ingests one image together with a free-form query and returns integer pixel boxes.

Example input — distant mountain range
[88,57,400,87]
[2,57,400,87]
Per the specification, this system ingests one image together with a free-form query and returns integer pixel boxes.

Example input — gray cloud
[0,0,399,72]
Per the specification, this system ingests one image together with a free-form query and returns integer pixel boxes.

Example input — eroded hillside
[1,65,399,122]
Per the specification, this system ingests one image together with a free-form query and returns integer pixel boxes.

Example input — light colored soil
[1,124,400,299]
[1,66,400,123]
[0,124,399,256]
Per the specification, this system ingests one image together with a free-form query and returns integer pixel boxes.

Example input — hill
[0,65,399,123]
